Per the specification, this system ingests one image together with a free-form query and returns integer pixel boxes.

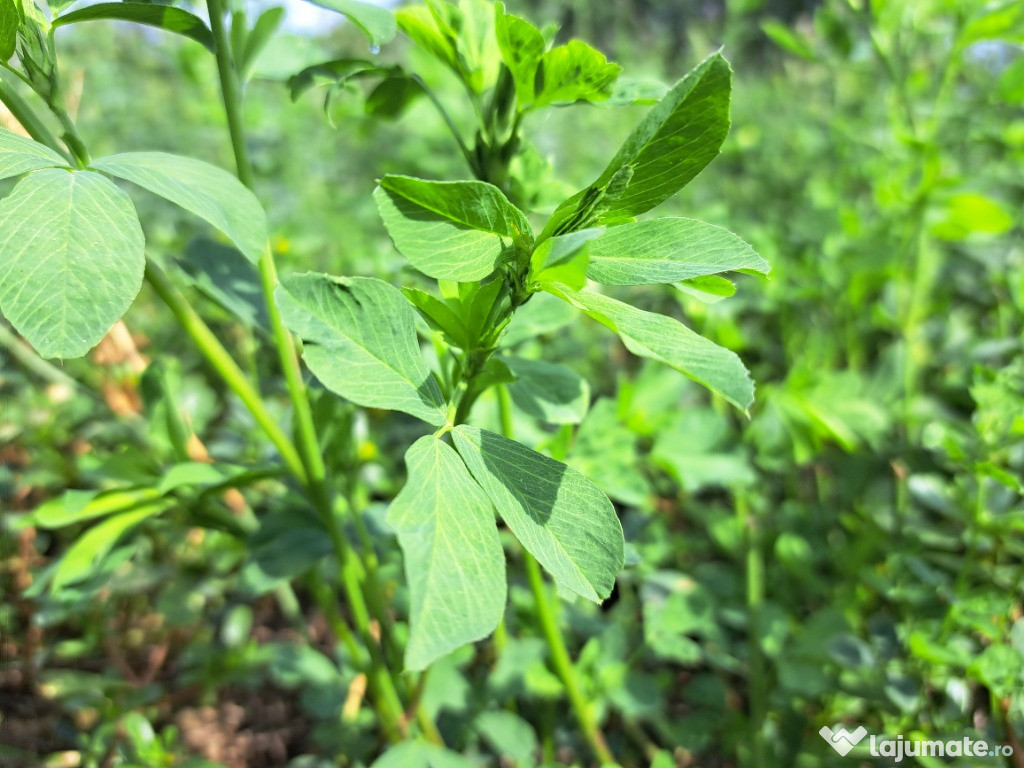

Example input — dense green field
[1,1,1021,766]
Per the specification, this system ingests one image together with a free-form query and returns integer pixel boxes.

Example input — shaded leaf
[365,74,424,119]
[0,0,19,61]
[403,287,471,348]
[504,356,590,424]
[180,238,270,332]
[494,3,545,104]
[453,425,623,602]
[502,291,577,347]
[542,52,731,238]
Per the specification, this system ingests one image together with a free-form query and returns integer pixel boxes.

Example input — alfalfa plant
[0,0,767,760]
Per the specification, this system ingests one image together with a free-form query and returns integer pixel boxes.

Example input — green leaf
[504,356,590,424]
[930,193,1015,240]
[249,507,333,581]
[52,3,215,51]
[452,425,623,602]
[305,0,397,48]
[676,275,736,304]
[569,398,650,507]
[530,229,602,293]
[30,488,162,529]
[0,128,69,179]
[530,227,603,273]
[288,58,381,101]
[365,74,424,119]
[476,711,538,766]
[0,169,145,359]
[396,5,459,72]
[494,4,545,105]
[276,273,448,426]
[387,436,506,670]
[51,503,168,590]
[532,39,620,108]
[542,52,731,237]
[370,741,478,768]
[548,287,754,411]
[761,19,816,60]
[962,1,1024,45]
[396,1,499,93]
[586,217,768,285]
[154,461,242,496]
[180,238,269,332]
[90,152,268,263]
[599,51,731,218]
[651,409,755,492]
[1,0,20,61]
[374,175,532,281]
[239,6,285,80]
[403,287,471,349]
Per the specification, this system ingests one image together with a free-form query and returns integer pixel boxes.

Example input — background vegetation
[2,0,1022,766]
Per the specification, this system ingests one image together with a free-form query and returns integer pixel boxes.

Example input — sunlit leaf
[91,152,268,263]
[0,169,145,359]
[277,272,448,425]
[52,3,215,51]
[387,436,506,670]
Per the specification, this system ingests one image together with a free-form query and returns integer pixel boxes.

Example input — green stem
[0,72,73,164]
[308,567,404,737]
[411,74,477,175]
[524,553,616,765]
[0,322,83,391]
[739,492,767,768]
[145,260,308,482]
[205,0,327,500]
